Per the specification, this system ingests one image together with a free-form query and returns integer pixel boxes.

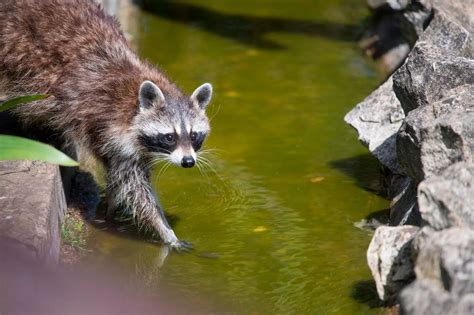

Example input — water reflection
[135,0,359,49]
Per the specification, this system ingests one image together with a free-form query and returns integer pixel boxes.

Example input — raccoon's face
[134,80,212,168]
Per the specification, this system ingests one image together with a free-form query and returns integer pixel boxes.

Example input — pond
[88,0,389,313]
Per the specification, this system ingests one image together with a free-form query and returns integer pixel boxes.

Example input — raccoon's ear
[138,80,165,110]
[190,83,213,110]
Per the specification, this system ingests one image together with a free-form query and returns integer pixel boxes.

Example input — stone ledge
[0,160,67,265]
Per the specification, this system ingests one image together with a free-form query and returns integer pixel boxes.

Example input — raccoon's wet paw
[168,240,193,253]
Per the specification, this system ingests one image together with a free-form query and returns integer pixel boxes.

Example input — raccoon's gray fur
[0,0,213,248]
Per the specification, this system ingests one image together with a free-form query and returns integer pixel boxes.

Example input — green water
[89,0,389,313]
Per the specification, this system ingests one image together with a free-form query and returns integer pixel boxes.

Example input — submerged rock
[367,225,418,302]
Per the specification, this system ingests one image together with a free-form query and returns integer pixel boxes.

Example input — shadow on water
[134,0,360,49]
[329,153,385,197]
[350,280,385,308]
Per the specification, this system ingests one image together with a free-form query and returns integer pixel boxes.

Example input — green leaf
[0,94,49,112]
[0,135,78,166]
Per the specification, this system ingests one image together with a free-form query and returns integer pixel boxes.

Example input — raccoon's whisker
[195,160,205,176]
[144,153,168,169]
[198,158,220,178]
[208,103,221,122]
[156,160,173,178]
[196,158,213,174]
[198,155,214,168]
[200,147,223,154]
[196,159,211,179]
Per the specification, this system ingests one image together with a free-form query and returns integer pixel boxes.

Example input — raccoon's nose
[181,156,195,168]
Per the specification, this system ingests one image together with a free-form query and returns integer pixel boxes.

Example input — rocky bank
[346,0,473,313]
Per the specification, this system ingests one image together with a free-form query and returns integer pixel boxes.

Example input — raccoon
[0,0,213,249]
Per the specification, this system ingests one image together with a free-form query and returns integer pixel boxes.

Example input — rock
[368,0,410,10]
[367,225,419,301]
[400,227,474,314]
[452,294,474,315]
[414,228,474,297]
[352,0,474,312]
[345,77,404,173]
[361,0,433,73]
[417,10,473,57]
[418,162,474,230]
[389,178,420,226]
[393,42,474,114]
[402,1,433,36]
[399,279,453,315]
[397,85,474,182]
[0,160,67,264]
[431,0,474,35]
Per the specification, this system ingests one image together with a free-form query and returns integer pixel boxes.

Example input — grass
[61,210,88,250]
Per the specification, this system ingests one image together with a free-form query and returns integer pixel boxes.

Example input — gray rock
[414,228,474,297]
[0,160,67,264]
[418,162,474,230]
[368,0,410,10]
[389,178,420,226]
[356,1,474,312]
[345,77,404,173]
[393,42,474,114]
[399,279,453,315]
[400,227,474,314]
[452,294,474,315]
[367,225,419,301]
[402,1,433,36]
[397,85,474,182]
[431,0,474,35]
[417,10,473,57]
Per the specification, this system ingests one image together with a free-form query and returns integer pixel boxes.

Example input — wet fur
[0,0,209,246]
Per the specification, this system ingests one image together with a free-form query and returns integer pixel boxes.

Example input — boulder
[367,225,419,301]
[397,85,474,182]
[417,9,473,57]
[344,77,404,173]
[418,162,474,230]
[399,279,453,315]
[393,42,474,114]
[400,227,474,314]
[431,0,474,35]
[452,294,474,315]
[413,228,474,297]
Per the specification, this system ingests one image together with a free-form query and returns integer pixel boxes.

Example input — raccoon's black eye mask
[139,133,178,153]
[191,131,206,151]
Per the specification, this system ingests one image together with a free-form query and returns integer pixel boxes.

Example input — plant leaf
[0,94,49,112]
[0,135,78,166]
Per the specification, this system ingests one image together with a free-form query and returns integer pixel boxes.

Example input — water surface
[89,1,388,313]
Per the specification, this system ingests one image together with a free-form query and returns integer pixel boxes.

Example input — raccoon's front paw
[168,240,193,253]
